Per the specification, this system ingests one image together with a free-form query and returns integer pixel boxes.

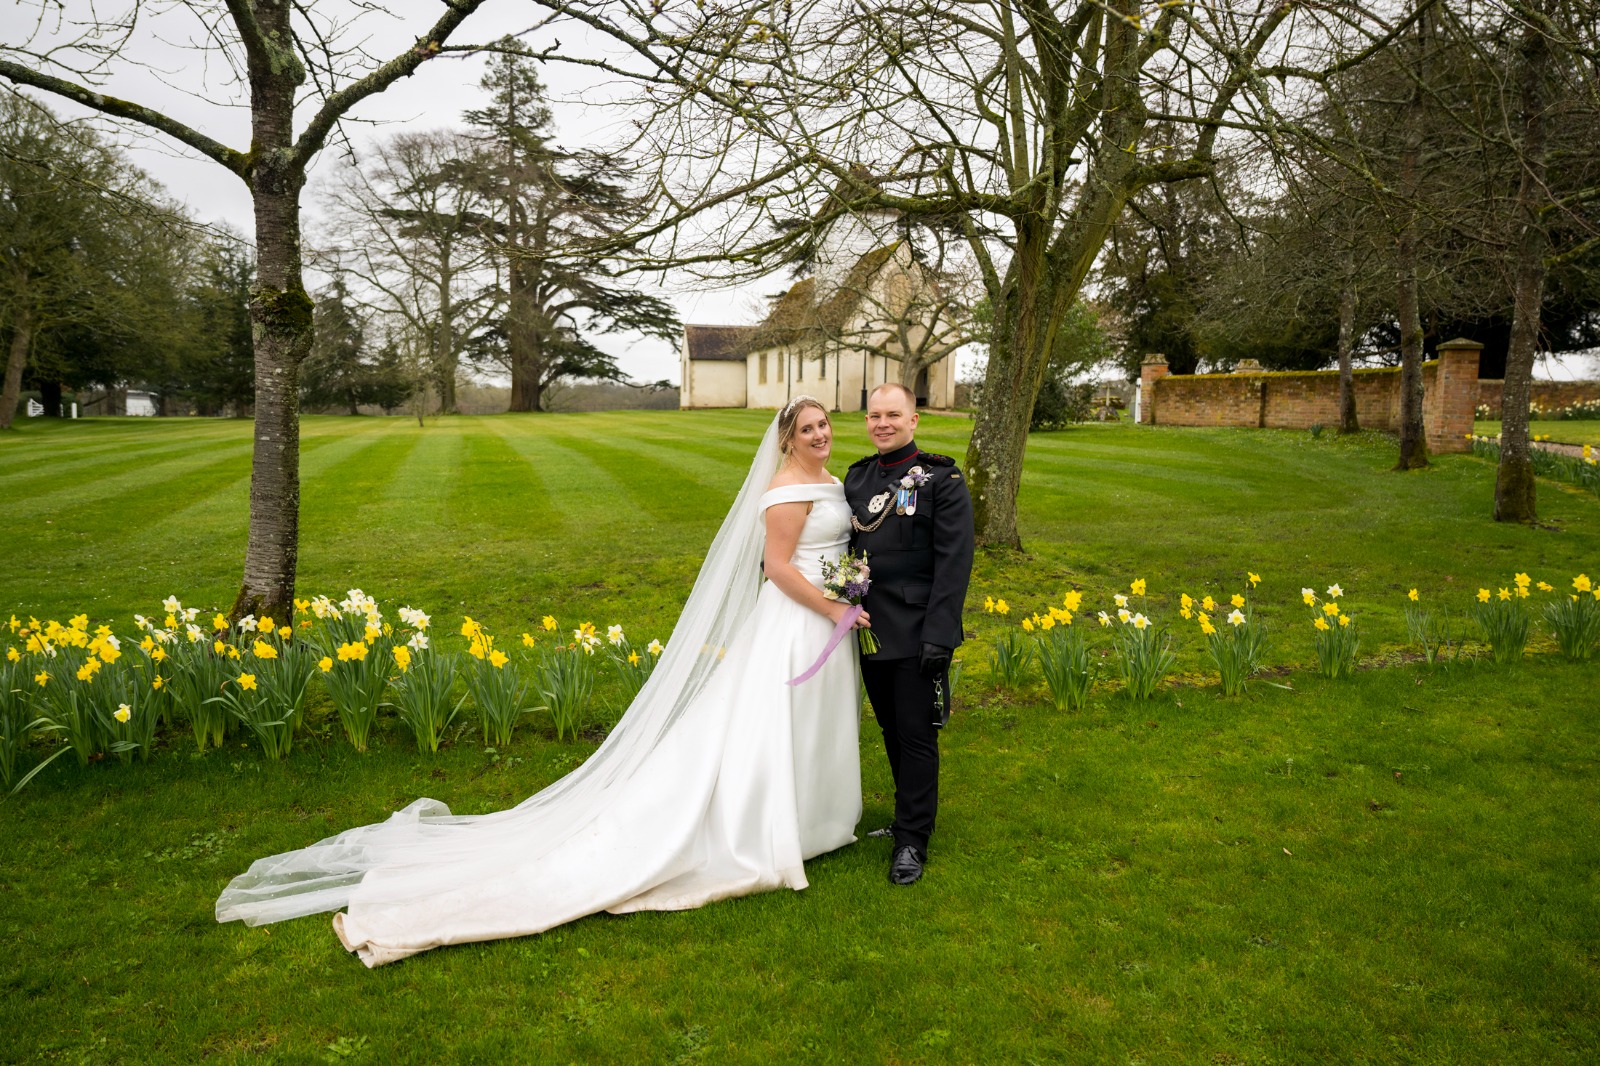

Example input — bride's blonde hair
[776,395,828,457]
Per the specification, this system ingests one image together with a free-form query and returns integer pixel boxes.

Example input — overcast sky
[13,0,813,387]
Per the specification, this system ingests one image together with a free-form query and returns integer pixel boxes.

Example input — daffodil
[1117,608,1132,623]
[279,626,292,639]
[1097,611,1110,626]
[1197,611,1210,624]
[461,616,480,637]
[1537,581,1554,592]
[214,639,228,655]
[1247,572,1261,587]
[1230,593,1245,608]
[1179,607,1192,620]
[542,615,558,632]
[152,676,164,691]
[1228,609,1245,627]
[227,646,240,660]
[253,640,278,660]
[318,656,334,673]
[1301,588,1316,606]
[237,673,258,691]
[1575,574,1593,593]
[34,670,49,687]
[608,625,625,646]
[393,646,411,672]
[1201,596,1216,612]
[1497,588,1511,601]
[6,615,17,632]
[1407,588,1419,601]
[257,616,274,633]
[337,641,369,663]
[1313,617,1330,631]
[162,596,181,614]
[1132,614,1150,630]
[521,633,536,648]
[139,635,154,652]
[489,649,509,669]
[1021,617,1034,632]
[1039,615,1056,631]
[69,614,88,631]
[294,598,310,612]
[1322,602,1339,616]
[364,624,381,643]
[1477,588,1491,602]
[151,648,166,663]
[114,704,131,723]
[1337,614,1350,627]
[1114,593,1129,608]
[1200,620,1217,635]
[1062,590,1083,612]
[1180,593,1194,611]
[4,647,17,663]
[1327,584,1343,598]
[213,613,229,631]
[165,613,177,629]
[648,639,664,655]
[994,600,1009,615]
[1130,578,1147,596]
[1514,572,1531,588]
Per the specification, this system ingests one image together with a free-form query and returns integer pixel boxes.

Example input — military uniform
[844,439,975,858]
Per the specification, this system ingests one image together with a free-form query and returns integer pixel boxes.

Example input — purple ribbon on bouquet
[787,604,862,686]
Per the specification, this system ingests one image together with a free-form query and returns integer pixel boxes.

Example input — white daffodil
[407,632,430,651]
[1228,609,1245,627]
[1114,593,1129,608]
[1327,583,1343,598]
[162,595,182,613]
[647,639,664,655]
[1132,613,1150,630]
[183,607,199,623]
[607,625,625,646]
[134,614,149,631]
[114,703,131,723]
[237,614,256,631]
[185,624,203,643]
[1117,608,1132,623]
[1097,611,1110,626]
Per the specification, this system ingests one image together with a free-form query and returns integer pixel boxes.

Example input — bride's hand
[826,603,870,629]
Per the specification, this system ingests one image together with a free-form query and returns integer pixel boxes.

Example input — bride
[216,397,868,966]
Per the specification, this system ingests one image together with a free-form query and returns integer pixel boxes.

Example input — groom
[845,382,974,886]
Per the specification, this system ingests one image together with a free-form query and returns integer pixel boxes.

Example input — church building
[679,207,960,411]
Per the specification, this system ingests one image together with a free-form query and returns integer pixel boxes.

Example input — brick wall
[1142,340,1481,454]
[1477,379,1600,416]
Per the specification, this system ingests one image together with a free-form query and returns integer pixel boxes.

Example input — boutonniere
[896,466,932,515]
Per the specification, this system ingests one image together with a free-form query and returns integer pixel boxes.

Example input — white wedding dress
[216,417,862,966]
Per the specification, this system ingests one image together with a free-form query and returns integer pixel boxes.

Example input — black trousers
[861,656,940,856]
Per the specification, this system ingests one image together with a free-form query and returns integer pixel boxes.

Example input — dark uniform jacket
[844,440,975,661]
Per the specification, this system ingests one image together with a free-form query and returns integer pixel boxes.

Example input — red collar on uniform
[877,441,919,468]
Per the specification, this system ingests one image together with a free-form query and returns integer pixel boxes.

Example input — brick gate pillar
[1140,354,1169,425]
[1427,338,1482,454]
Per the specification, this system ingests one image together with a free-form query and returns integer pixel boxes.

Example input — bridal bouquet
[821,550,880,654]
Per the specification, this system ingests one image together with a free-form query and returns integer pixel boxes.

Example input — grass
[2,413,1599,1063]
[1476,419,1600,448]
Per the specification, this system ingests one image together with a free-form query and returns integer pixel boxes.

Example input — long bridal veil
[216,416,784,925]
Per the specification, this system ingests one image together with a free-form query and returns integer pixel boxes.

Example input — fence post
[1429,338,1482,454]
[1139,354,1169,425]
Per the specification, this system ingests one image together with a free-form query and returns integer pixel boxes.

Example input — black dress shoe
[889,845,925,886]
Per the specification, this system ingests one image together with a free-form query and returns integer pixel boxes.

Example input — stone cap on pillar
[1437,337,1483,352]
[1141,353,1169,367]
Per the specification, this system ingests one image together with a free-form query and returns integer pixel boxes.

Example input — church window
[759,353,768,384]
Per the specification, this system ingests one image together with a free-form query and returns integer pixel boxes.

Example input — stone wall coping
[1159,362,1438,382]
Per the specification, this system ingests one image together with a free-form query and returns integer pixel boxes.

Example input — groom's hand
[918,643,951,679]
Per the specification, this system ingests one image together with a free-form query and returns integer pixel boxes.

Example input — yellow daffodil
[318,656,334,673]
[1575,574,1592,593]
[1477,588,1491,603]
[6,615,17,632]
[1021,617,1034,632]
[1180,593,1194,611]
[1313,617,1330,631]
[1062,590,1083,612]
[1497,588,1511,601]
[468,640,486,660]
[140,635,154,652]
[1537,581,1553,592]
[255,616,272,633]
[70,614,88,631]
[364,624,381,643]
[1230,593,1245,608]
[461,616,480,637]
[522,633,536,648]
[4,648,17,663]
[1179,607,1192,620]
[294,598,309,612]
[542,615,558,632]
[227,646,240,660]
[393,646,411,672]
[1301,588,1316,605]
[628,651,641,666]
[1338,614,1350,627]
[213,613,229,631]
[1322,602,1339,616]
[151,647,166,663]
[1247,572,1261,587]
[237,673,257,691]
[1407,588,1419,601]
[76,660,100,682]
[1202,596,1216,612]
[1130,578,1147,596]
[489,649,509,669]
[279,626,292,640]
[114,704,131,723]
[214,639,228,655]
[152,676,165,690]
[1197,611,1210,624]
[1515,585,1529,598]
[994,600,1009,615]
[1200,620,1217,635]
[253,640,278,660]
[1513,572,1531,588]
[165,613,177,629]
[34,670,49,687]
[648,639,664,655]
[1039,615,1056,631]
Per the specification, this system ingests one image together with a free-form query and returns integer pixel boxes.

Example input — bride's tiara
[781,394,824,419]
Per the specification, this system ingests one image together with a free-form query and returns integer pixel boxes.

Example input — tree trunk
[1336,278,1359,434]
[0,309,31,430]
[965,227,1056,548]
[506,257,538,412]
[1394,245,1428,470]
[1495,4,1549,524]
[231,2,313,623]
[436,260,457,414]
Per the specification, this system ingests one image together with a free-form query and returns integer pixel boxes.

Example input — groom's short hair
[868,381,917,410]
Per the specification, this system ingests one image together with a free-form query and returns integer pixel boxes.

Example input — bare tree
[509,0,1396,548]
[318,131,499,416]
[1,0,497,618]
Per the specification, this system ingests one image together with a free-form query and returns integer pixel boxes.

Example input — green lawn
[2,413,1598,1064]
[1476,418,1600,447]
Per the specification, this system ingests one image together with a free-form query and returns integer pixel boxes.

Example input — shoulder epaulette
[919,452,956,467]
[848,453,877,469]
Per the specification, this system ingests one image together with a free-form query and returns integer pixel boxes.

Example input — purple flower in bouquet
[820,550,880,654]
